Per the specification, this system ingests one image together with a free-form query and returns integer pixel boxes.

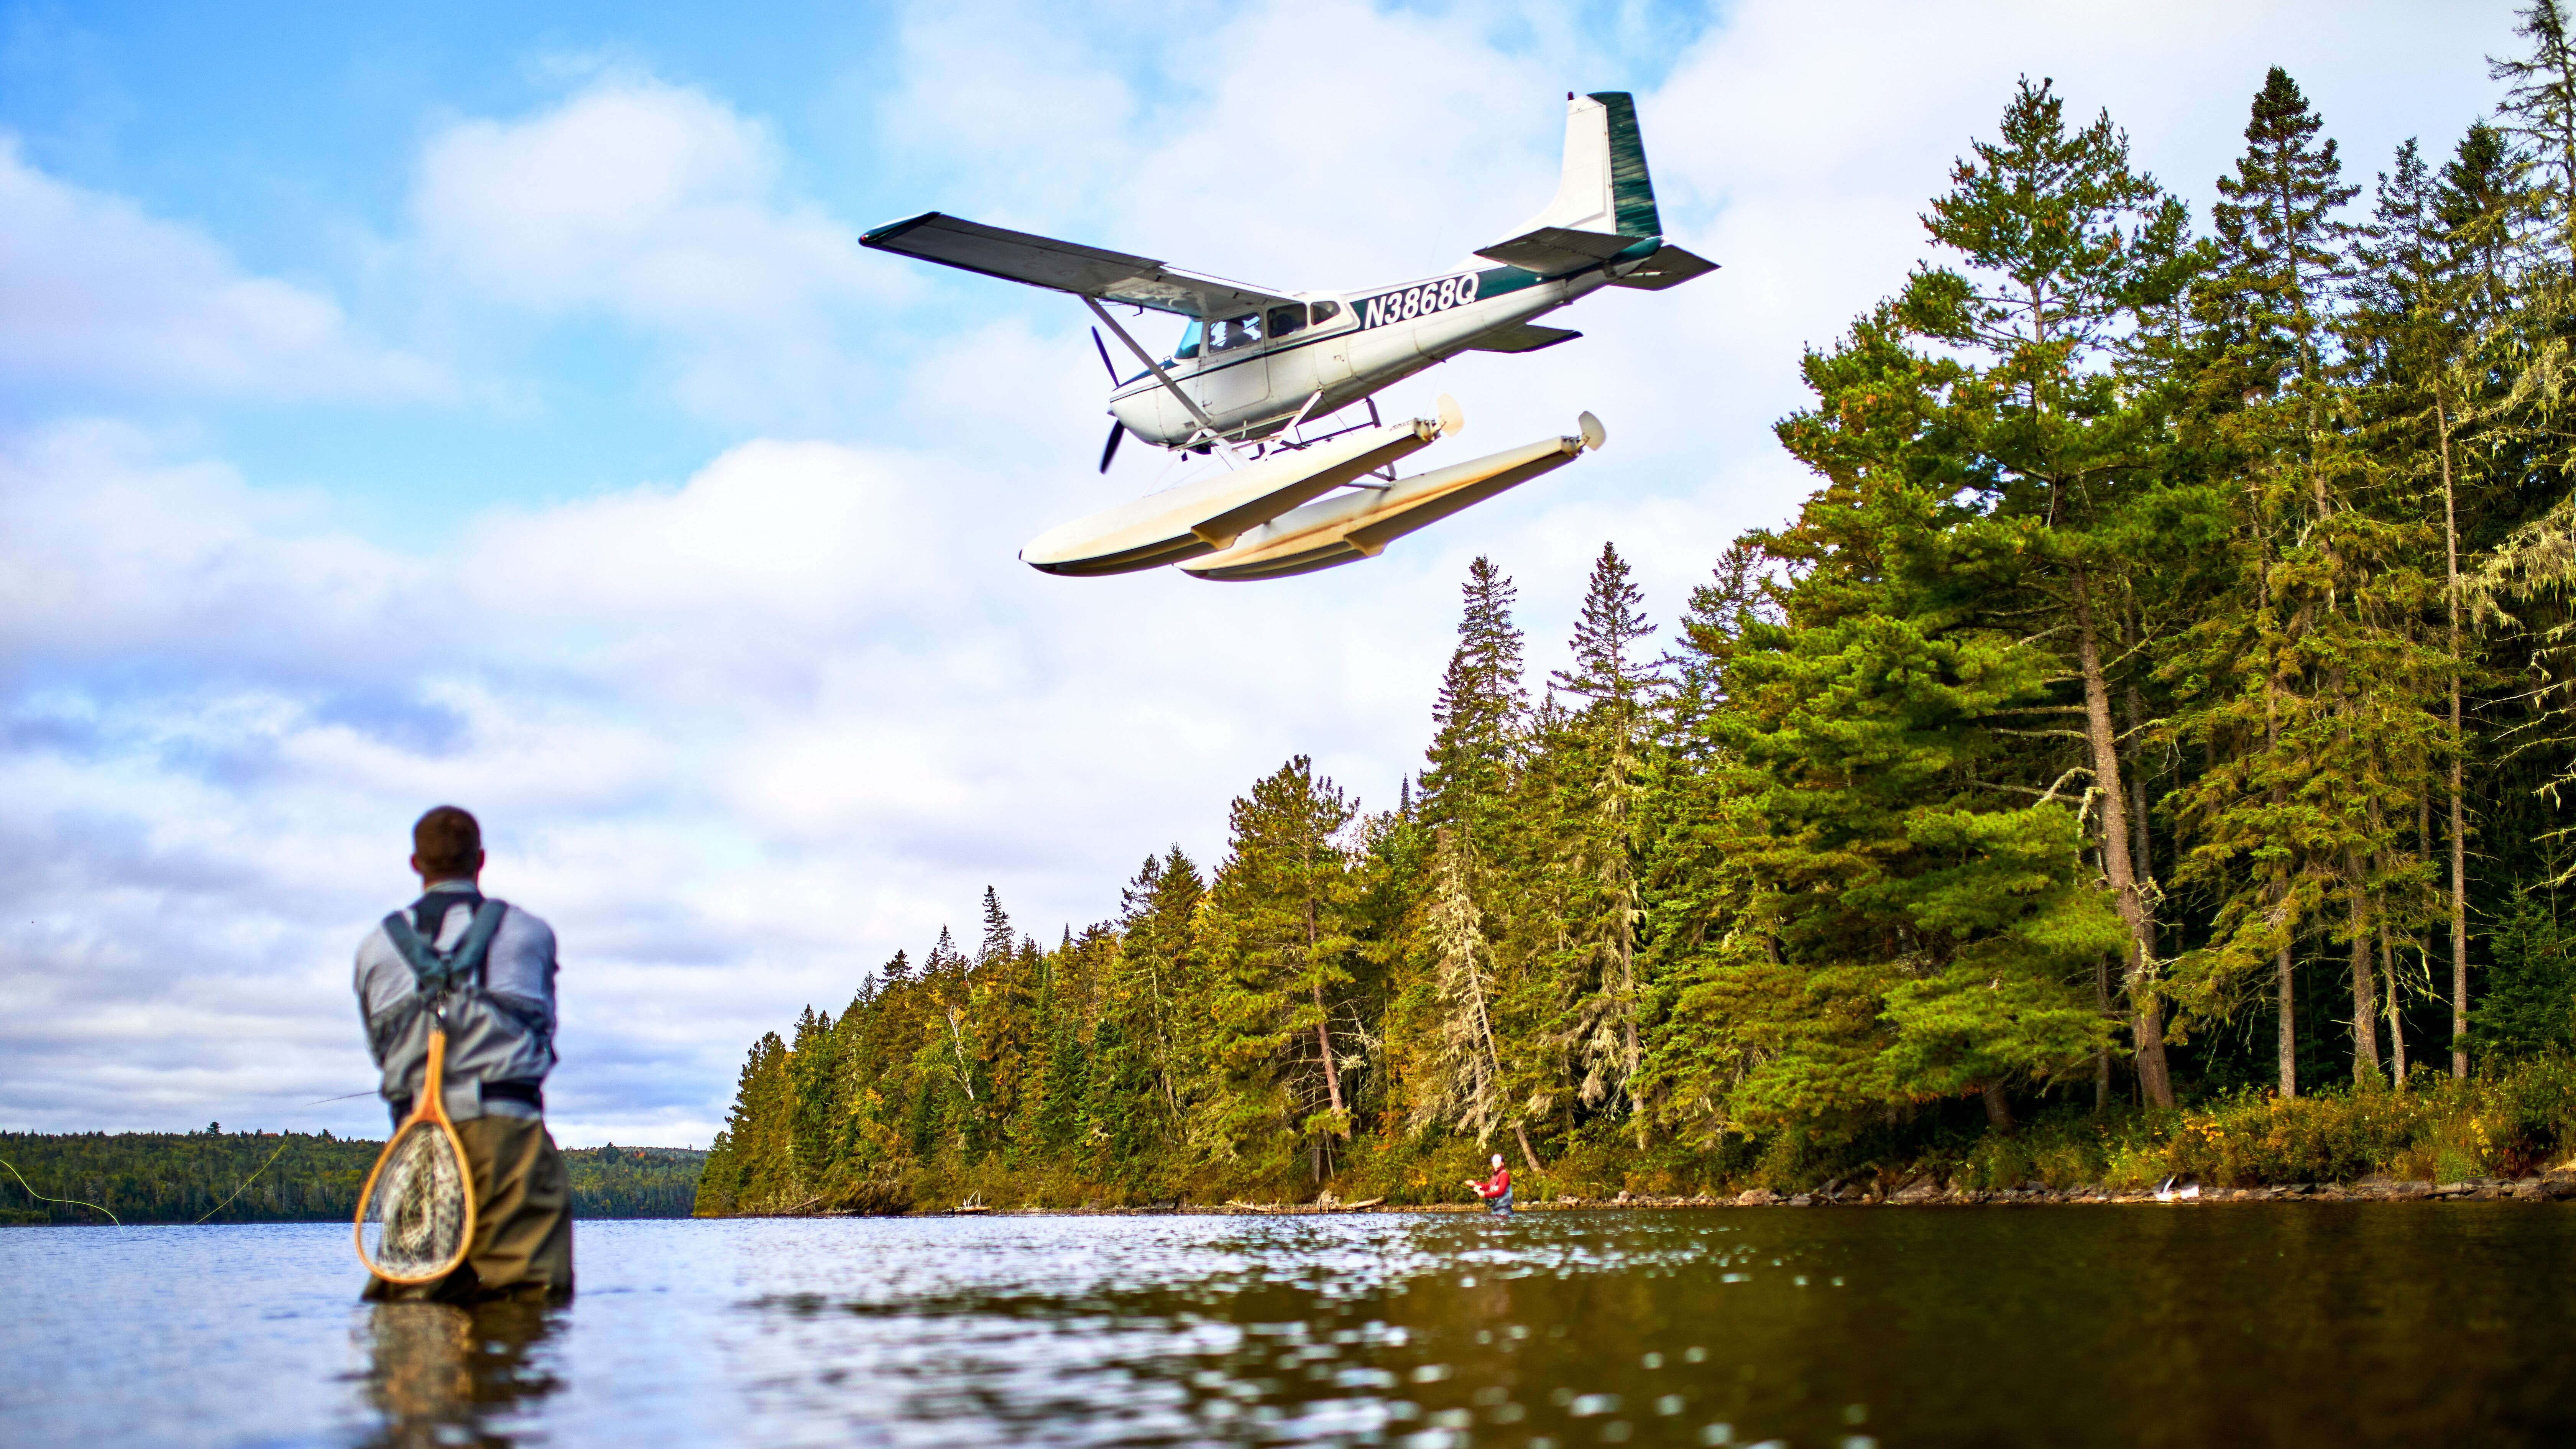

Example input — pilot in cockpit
[1173,302,1337,366]
[1211,314,1263,352]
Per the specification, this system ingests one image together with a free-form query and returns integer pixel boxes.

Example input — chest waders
[355,891,509,1285]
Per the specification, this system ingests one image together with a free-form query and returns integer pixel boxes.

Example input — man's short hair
[413,806,482,878]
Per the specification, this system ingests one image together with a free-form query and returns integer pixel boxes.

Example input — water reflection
[710,1208,2576,1447]
[10,1208,2576,1448]
[358,1299,562,1448]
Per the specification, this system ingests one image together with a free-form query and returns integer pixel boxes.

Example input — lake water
[5,1204,2573,1447]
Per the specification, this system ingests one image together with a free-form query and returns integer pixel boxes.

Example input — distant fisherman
[1465,1154,1513,1216]
[355,806,573,1302]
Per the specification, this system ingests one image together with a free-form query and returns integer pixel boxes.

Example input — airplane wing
[1609,243,1719,290]
[861,212,1295,318]
[1468,323,1583,354]
[1474,226,1647,274]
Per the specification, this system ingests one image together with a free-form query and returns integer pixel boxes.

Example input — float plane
[860,91,1714,580]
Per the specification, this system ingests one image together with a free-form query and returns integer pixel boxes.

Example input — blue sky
[0,0,2518,1145]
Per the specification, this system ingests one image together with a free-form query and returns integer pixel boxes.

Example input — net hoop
[353,1025,478,1285]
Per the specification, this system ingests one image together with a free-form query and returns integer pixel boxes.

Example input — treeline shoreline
[1,1130,705,1225]
[688,7,2576,1217]
[740,1173,2576,1216]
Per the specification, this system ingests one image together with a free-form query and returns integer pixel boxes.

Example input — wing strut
[1083,297,1229,447]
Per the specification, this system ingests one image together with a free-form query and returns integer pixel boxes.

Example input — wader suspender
[383,892,508,996]
[382,892,545,1117]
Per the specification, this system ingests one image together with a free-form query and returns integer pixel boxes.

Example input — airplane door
[1262,302,1330,408]
[1195,311,1273,426]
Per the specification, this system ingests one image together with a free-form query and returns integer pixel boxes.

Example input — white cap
[1491,1153,1505,1166]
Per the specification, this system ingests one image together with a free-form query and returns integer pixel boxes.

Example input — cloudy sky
[0,0,2520,1146]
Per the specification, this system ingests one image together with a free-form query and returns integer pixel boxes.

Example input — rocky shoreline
[877,1167,2576,1217]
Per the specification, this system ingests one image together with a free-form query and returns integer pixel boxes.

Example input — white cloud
[412,77,901,424]
[0,137,441,401]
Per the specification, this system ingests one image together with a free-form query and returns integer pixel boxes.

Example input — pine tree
[787,1005,840,1191]
[2493,0,2576,254]
[1544,544,1660,1137]
[1410,822,1543,1171]
[1197,757,1361,1182]
[2211,67,2359,406]
[1881,76,2190,1104]
[2166,67,2428,1095]
[1114,849,1204,1136]
[1422,557,1528,853]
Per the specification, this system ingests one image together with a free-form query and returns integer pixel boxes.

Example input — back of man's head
[413,806,482,879]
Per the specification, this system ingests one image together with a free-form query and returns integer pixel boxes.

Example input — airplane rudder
[1585,90,1663,240]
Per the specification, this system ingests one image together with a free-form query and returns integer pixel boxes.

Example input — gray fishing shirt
[354,880,559,1123]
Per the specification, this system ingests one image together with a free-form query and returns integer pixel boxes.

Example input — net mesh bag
[360,1120,470,1280]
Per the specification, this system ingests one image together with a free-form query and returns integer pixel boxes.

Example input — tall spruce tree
[1544,544,1660,1136]
[1422,557,1529,853]
[787,1005,839,1192]
[2494,0,2576,255]
[1885,76,2187,1104]
[2168,67,2418,1094]
[1199,757,1361,1181]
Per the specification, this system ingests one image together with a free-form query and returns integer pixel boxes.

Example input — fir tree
[1422,556,1528,853]
[1199,757,1361,1180]
[1544,544,1660,1137]
[2493,0,2576,252]
[1879,76,2188,1102]
[787,1005,839,1191]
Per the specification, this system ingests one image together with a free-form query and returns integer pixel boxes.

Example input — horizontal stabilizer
[861,212,1293,318]
[1610,242,1719,291]
[1021,414,1450,577]
[1183,420,1601,582]
[1469,323,1582,354]
[1475,225,1647,276]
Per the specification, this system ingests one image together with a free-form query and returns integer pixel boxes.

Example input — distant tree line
[0,1131,705,1225]
[691,6,2576,1211]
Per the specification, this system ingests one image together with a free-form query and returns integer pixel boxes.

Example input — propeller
[1099,419,1126,473]
[1091,327,1121,384]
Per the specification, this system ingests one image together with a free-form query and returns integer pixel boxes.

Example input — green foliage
[2473,887,2576,1055]
[2103,1059,2576,1186]
[3,1131,702,1225]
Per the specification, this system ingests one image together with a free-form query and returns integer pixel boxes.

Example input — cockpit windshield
[1168,302,1342,367]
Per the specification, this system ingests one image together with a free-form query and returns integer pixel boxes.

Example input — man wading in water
[1465,1154,1513,1216]
[355,806,573,1302]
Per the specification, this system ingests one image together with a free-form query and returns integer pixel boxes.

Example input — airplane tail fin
[1506,92,1662,243]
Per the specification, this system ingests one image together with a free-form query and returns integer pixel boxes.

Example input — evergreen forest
[0,1131,705,1225]
[697,7,2576,1214]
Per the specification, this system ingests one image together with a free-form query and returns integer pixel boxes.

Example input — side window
[1308,300,1342,326]
[1267,304,1305,339]
[1210,313,1263,351]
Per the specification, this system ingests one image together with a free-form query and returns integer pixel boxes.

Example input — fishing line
[189,1083,391,1217]
[191,1089,385,1226]
[0,1157,121,1226]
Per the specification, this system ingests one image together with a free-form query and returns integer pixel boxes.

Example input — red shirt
[1475,1166,1511,1199]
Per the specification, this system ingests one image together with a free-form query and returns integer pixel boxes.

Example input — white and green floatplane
[861,92,1715,580]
